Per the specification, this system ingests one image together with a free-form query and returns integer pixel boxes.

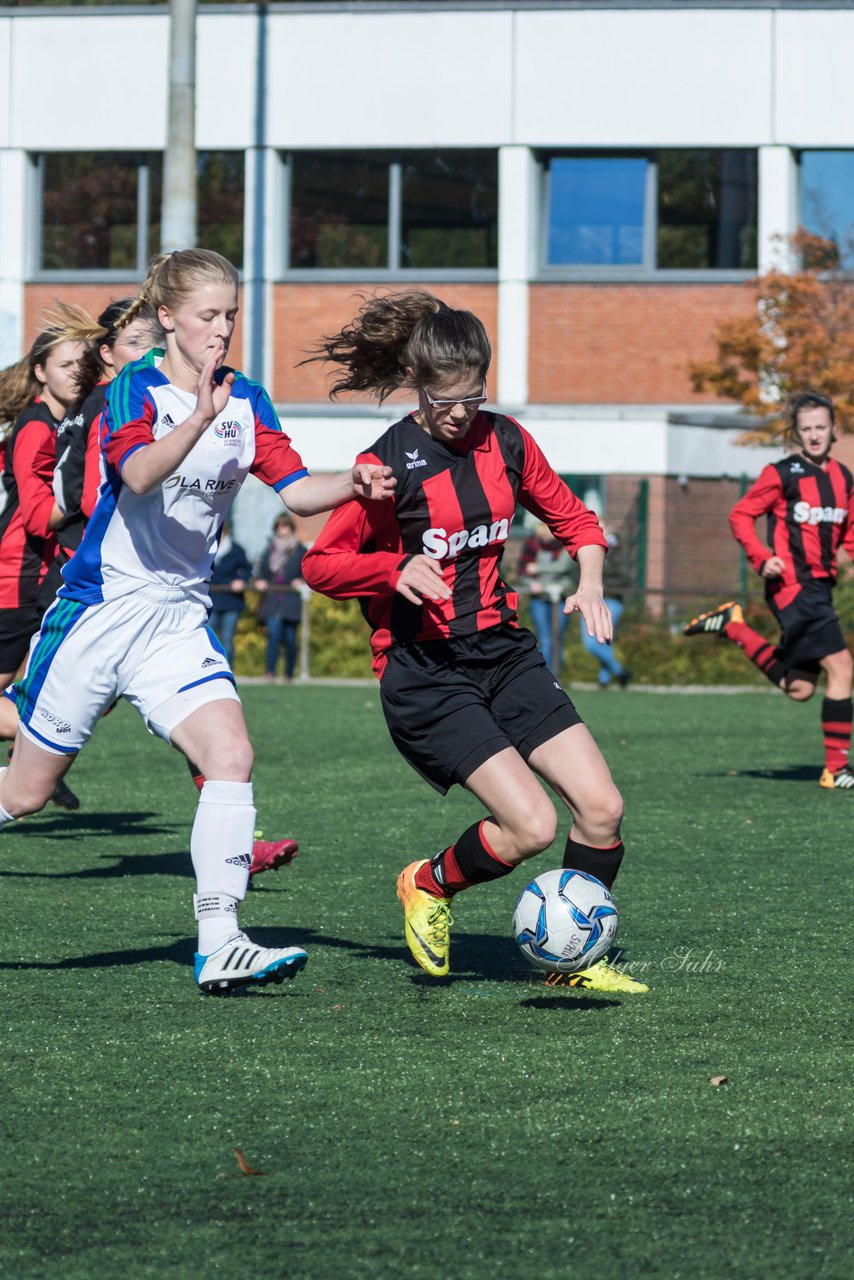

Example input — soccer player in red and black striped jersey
[685,391,854,790]
[302,292,647,993]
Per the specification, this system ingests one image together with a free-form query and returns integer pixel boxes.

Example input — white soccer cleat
[194,932,307,994]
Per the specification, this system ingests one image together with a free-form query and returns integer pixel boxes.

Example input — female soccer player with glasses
[0,249,394,995]
[302,291,647,992]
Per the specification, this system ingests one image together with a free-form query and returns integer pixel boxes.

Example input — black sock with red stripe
[724,618,787,686]
[562,835,624,890]
[415,821,514,897]
[821,697,853,774]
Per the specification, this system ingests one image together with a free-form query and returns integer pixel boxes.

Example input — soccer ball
[512,868,619,974]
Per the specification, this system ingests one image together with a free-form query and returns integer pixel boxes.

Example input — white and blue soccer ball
[513,868,619,974]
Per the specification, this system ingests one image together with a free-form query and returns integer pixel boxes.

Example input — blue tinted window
[547,157,647,265]
[801,151,854,247]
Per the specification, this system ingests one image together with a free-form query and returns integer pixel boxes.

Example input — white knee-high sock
[191,780,255,954]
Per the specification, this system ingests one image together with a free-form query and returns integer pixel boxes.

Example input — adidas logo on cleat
[225,853,252,868]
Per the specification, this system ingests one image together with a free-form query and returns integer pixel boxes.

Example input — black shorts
[0,605,41,674]
[0,563,63,675]
[767,581,847,675]
[379,623,583,794]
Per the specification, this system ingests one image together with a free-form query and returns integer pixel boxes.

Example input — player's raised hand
[395,554,452,605]
[353,463,396,501]
[564,586,614,645]
[196,342,235,426]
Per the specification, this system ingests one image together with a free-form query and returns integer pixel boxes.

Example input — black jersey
[54,382,107,555]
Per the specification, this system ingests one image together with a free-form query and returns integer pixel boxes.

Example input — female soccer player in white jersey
[0,249,394,995]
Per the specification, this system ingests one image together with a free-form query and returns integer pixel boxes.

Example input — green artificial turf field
[1,685,851,1280]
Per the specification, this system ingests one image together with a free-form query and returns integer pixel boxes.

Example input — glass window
[41,153,143,271]
[38,151,244,272]
[288,149,497,271]
[800,151,854,252]
[544,150,757,271]
[198,151,245,266]
[547,157,647,266]
[401,151,497,269]
[657,150,757,269]
[290,152,389,269]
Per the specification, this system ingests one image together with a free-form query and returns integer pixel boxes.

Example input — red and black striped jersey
[0,400,60,608]
[730,454,854,606]
[303,410,607,678]
[54,382,107,555]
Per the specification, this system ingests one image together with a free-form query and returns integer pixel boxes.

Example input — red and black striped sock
[724,618,787,686]
[415,820,514,897]
[821,697,853,774]
[563,835,624,890]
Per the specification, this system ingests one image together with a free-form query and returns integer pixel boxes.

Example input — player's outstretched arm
[283,463,396,517]
[563,544,613,645]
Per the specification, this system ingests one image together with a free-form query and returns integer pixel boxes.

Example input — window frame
[537,148,758,283]
[279,149,499,283]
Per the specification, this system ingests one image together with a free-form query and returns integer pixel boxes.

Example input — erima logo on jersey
[405,448,427,471]
[422,518,511,560]
[793,501,847,526]
[163,475,238,493]
[789,461,804,474]
[215,420,243,444]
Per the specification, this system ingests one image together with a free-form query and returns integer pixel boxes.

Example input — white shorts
[14,587,240,755]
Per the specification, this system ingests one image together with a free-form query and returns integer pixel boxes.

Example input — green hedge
[230,581,854,685]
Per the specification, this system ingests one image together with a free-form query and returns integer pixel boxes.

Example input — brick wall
[272,283,499,404]
[23,283,245,369]
[528,283,755,404]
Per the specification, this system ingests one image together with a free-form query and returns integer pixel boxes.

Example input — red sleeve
[81,413,102,518]
[102,398,156,473]
[13,416,57,538]
[729,465,782,573]
[302,452,406,599]
[842,483,854,560]
[249,420,309,491]
[516,424,607,556]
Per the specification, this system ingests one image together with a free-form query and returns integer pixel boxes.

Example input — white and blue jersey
[59,352,309,608]
[14,355,309,754]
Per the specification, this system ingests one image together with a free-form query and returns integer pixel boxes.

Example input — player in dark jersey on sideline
[302,291,647,993]
[0,325,85,810]
[684,391,854,790]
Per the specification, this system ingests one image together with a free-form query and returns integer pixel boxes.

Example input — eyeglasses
[421,380,488,411]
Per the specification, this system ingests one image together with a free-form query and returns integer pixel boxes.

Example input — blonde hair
[118,249,239,331]
[303,290,491,403]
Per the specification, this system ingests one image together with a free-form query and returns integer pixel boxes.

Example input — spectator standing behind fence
[254,514,307,683]
[208,521,251,666]
[518,521,579,676]
[581,524,633,689]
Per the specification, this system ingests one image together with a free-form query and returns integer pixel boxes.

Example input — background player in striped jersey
[0,325,86,810]
[685,391,854,790]
[303,291,646,993]
[0,249,395,995]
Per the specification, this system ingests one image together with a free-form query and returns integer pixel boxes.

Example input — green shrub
[231,586,854,685]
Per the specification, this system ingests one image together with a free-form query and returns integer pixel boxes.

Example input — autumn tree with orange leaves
[690,230,854,441]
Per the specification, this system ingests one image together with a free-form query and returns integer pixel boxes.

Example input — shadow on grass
[5,811,178,841]
[701,765,818,783]
[0,849,192,880]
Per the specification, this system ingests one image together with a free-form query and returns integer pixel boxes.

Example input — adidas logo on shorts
[201,657,222,668]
